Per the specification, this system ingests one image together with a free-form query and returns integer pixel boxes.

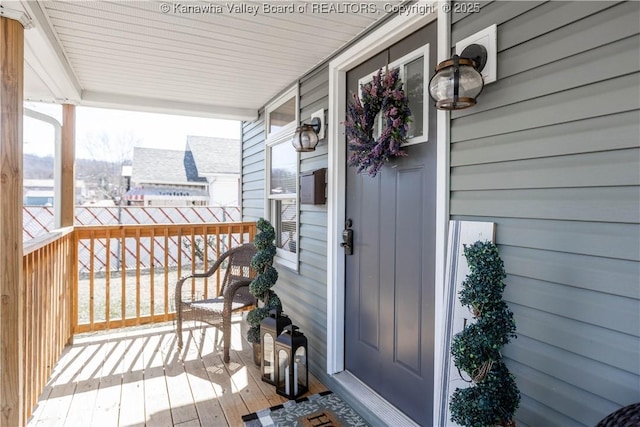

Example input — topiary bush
[246,218,282,344]
[450,241,520,427]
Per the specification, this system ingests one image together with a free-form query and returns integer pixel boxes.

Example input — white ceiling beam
[21,0,82,102]
[0,2,33,28]
[81,90,258,122]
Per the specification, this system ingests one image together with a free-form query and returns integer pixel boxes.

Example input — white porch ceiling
[18,0,398,120]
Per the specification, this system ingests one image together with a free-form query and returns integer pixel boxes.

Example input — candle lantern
[260,308,292,385]
[275,324,308,399]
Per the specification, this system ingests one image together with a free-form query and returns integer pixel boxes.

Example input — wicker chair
[175,243,257,363]
[596,402,640,427]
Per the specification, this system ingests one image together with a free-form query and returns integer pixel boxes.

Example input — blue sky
[23,102,241,161]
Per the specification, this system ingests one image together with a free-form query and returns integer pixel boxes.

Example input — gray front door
[344,23,437,425]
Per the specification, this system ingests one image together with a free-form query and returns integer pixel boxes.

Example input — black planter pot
[252,342,261,367]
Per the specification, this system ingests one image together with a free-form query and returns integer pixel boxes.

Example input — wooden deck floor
[27,316,327,427]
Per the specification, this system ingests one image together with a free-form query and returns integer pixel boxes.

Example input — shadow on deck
[27,315,327,426]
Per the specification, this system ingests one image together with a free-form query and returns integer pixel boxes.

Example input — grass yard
[77,267,225,325]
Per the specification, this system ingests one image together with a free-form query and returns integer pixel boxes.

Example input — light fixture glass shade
[428,56,485,110]
[291,124,319,152]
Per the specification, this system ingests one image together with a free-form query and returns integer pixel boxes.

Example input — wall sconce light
[428,43,487,110]
[292,115,322,152]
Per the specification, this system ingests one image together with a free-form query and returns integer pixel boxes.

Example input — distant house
[23,179,87,206]
[126,136,240,207]
[186,136,241,206]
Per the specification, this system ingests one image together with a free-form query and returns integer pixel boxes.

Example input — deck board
[142,333,174,426]
[233,345,288,408]
[91,336,125,426]
[183,352,227,427]
[201,351,249,426]
[27,315,328,427]
[31,342,88,426]
[120,333,147,427]
[165,353,200,425]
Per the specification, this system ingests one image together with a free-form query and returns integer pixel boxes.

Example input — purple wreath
[344,68,412,177]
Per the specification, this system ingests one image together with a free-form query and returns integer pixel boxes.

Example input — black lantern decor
[275,325,308,399]
[428,43,487,110]
[260,309,292,385]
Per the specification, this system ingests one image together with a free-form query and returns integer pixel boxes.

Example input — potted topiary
[246,218,282,365]
[450,241,520,427]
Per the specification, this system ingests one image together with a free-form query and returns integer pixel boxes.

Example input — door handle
[340,218,353,255]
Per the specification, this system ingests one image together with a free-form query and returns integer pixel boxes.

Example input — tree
[246,218,282,343]
[78,131,137,200]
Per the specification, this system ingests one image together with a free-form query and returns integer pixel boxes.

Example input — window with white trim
[358,44,430,146]
[265,87,299,270]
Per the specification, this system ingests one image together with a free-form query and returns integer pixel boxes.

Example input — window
[404,55,425,141]
[358,44,430,146]
[268,98,296,135]
[265,87,299,270]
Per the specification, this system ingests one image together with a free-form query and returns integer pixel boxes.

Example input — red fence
[24,206,242,274]
[23,205,241,240]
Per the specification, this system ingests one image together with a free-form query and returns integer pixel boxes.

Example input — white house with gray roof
[186,136,241,207]
[126,136,240,207]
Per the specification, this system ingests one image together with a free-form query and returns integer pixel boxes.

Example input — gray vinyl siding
[241,114,266,222]
[241,65,331,376]
[279,64,331,376]
[293,64,330,375]
[450,2,640,426]
[241,1,639,425]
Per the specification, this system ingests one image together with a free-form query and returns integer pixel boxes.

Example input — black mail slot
[300,168,326,205]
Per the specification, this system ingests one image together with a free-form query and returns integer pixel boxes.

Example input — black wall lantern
[291,117,322,152]
[260,309,292,385]
[428,43,487,110]
[275,324,308,399]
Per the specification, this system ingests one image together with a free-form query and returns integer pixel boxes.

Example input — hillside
[24,154,127,197]
[24,154,55,179]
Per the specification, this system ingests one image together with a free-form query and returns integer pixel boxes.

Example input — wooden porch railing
[22,227,76,421]
[73,222,257,333]
[21,221,256,421]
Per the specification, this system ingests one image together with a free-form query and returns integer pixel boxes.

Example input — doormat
[242,390,370,427]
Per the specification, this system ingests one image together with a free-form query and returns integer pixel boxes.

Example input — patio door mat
[242,390,370,427]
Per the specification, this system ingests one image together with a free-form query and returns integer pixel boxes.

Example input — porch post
[61,104,76,227]
[0,16,25,427]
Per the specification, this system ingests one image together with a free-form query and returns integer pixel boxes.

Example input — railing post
[60,105,76,227]
[0,15,25,427]
[70,229,78,342]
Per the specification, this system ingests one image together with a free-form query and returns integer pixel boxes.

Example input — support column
[0,16,25,427]
[61,105,75,227]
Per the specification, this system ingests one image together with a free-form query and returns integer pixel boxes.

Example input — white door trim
[433,7,452,427]
[326,2,450,425]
